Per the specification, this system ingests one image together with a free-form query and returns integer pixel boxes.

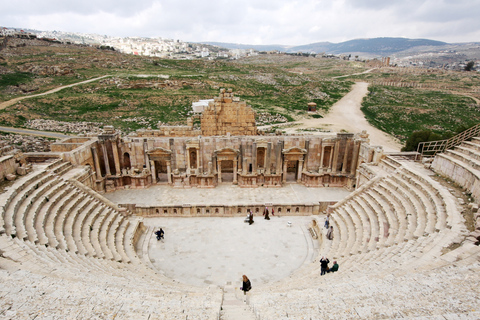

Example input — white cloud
[1,0,479,44]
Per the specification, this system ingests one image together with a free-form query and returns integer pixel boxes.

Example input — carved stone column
[350,141,360,175]
[217,160,222,183]
[328,147,334,172]
[332,140,340,173]
[319,145,325,173]
[186,149,191,171]
[283,160,288,183]
[111,141,121,176]
[342,140,350,173]
[143,141,150,171]
[266,142,272,174]
[150,160,156,183]
[233,158,238,184]
[166,160,172,184]
[196,148,200,168]
[252,142,257,174]
[303,140,309,172]
[91,146,102,180]
[297,159,304,182]
[276,141,282,174]
[101,143,111,176]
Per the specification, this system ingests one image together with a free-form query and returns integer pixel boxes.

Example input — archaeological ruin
[0,88,479,319]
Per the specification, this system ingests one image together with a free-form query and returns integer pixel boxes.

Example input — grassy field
[0,40,354,132]
[1,37,479,143]
[361,85,480,141]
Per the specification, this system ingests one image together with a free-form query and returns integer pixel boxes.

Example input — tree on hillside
[465,61,475,71]
[402,130,443,152]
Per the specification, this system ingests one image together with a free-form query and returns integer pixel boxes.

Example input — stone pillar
[143,141,150,171]
[196,148,200,168]
[332,140,340,173]
[252,142,257,174]
[328,147,334,172]
[266,142,272,174]
[283,160,288,183]
[150,160,156,183]
[233,158,238,184]
[304,140,310,172]
[319,145,325,173]
[208,161,213,175]
[166,160,172,184]
[242,156,248,174]
[350,141,360,175]
[186,148,191,171]
[91,146,102,180]
[217,160,222,183]
[297,159,304,182]
[101,143,111,176]
[342,140,350,173]
[276,141,282,174]
[111,141,121,176]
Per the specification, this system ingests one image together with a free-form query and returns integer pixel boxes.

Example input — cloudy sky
[2,0,479,45]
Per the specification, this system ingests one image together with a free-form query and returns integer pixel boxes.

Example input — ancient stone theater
[0,89,479,319]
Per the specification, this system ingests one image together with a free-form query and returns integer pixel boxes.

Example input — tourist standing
[248,210,254,225]
[263,206,270,220]
[324,214,330,229]
[326,226,334,240]
[320,257,330,276]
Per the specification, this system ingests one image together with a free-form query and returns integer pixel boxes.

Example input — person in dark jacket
[328,261,339,273]
[241,275,252,294]
[320,256,330,276]
[263,206,270,220]
[248,210,254,225]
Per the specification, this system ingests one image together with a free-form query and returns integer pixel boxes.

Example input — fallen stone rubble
[0,133,52,153]
[256,112,288,125]
[25,119,104,134]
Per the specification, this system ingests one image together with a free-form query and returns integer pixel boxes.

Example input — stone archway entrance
[147,147,172,184]
[214,148,239,184]
[282,147,307,183]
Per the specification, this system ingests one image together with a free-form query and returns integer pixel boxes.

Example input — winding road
[0,75,111,110]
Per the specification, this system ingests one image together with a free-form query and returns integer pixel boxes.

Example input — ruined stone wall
[200,88,256,136]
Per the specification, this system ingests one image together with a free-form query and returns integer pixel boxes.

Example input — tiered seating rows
[0,160,134,264]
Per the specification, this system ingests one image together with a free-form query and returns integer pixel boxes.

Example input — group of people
[319,256,339,275]
[245,206,275,225]
[155,228,164,240]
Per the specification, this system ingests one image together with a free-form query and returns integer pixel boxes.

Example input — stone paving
[144,216,318,288]
[104,184,351,206]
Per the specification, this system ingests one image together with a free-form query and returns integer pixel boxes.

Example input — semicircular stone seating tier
[248,156,480,319]
[0,159,223,319]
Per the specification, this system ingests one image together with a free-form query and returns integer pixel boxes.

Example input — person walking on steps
[320,256,330,276]
[326,226,334,240]
[241,275,252,295]
[324,214,330,229]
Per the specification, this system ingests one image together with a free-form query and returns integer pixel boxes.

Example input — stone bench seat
[97,208,117,260]
[46,188,77,248]
[354,195,381,251]
[344,203,368,254]
[3,172,53,237]
[54,192,86,251]
[27,179,66,243]
[72,198,99,257]
[366,187,400,245]
[389,174,428,238]
[15,177,59,240]
[63,196,92,254]
[36,185,74,246]
[381,178,417,241]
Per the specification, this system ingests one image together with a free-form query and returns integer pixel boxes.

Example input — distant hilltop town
[0,27,257,60]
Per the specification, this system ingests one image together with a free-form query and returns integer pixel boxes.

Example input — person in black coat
[241,275,252,294]
[320,256,330,276]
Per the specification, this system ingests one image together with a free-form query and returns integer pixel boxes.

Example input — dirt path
[273,82,403,152]
[0,75,111,110]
